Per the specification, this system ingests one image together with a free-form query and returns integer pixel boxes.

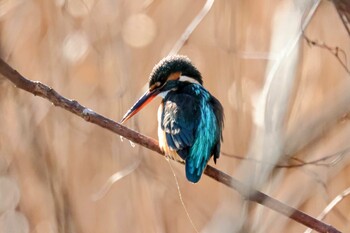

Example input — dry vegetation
[0,0,350,233]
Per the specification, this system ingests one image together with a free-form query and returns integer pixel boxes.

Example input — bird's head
[120,55,202,123]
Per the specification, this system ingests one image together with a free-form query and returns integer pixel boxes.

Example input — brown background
[0,0,350,232]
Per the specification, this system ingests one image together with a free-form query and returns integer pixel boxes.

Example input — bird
[120,55,224,183]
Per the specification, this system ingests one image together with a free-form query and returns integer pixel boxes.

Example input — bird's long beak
[120,89,159,124]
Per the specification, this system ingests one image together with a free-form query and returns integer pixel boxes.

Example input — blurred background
[1,0,350,232]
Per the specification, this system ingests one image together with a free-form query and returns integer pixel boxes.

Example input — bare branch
[91,158,142,201]
[0,57,341,233]
[302,32,350,74]
[304,186,350,233]
[318,187,350,221]
[221,147,348,168]
[332,0,350,37]
[168,0,214,56]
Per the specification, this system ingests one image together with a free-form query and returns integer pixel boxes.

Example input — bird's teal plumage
[121,55,223,183]
[161,82,223,183]
[185,84,220,182]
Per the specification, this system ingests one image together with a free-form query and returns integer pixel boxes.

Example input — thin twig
[304,186,350,233]
[91,158,141,201]
[221,147,348,168]
[332,0,350,37]
[0,57,341,233]
[300,1,350,74]
[318,187,350,221]
[167,159,199,233]
[303,33,350,74]
[168,0,214,56]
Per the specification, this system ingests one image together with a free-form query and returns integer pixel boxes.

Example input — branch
[221,147,348,169]
[0,58,341,233]
[317,187,350,221]
[304,186,350,233]
[302,32,350,74]
[167,0,214,56]
[300,1,350,75]
[332,0,350,37]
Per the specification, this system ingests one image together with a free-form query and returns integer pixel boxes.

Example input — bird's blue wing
[161,93,200,160]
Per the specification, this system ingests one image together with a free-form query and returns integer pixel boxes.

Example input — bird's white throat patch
[158,90,170,98]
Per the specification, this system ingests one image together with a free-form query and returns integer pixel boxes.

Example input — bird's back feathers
[160,84,223,183]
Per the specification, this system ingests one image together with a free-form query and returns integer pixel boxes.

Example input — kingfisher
[120,55,224,183]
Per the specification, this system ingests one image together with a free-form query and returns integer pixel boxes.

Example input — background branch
[302,32,350,74]
[167,0,214,56]
[304,187,350,233]
[332,0,350,37]
[221,147,347,168]
[0,58,342,233]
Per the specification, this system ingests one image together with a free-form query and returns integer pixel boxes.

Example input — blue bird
[121,55,224,183]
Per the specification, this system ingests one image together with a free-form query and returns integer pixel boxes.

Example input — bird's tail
[185,157,207,183]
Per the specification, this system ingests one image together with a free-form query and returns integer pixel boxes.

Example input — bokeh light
[62,31,90,64]
[122,13,156,48]
[65,0,94,18]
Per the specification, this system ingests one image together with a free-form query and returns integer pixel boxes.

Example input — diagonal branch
[221,147,348,169]
[304,186,350,233]
[332,0,350,37]
[0,57,341,233]
[302,33,350,74]
[168,0,214,56]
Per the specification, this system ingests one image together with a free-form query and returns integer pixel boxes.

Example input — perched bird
[120,55,224,183]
